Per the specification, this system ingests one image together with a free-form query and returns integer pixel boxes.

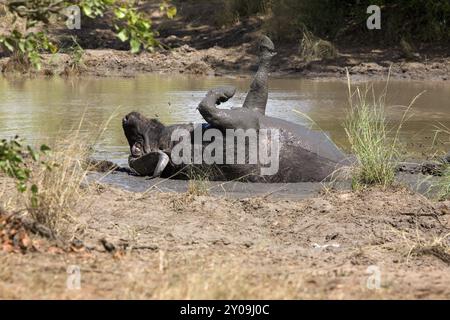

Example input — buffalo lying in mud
[121,36,351,182]
[122,87,351,183]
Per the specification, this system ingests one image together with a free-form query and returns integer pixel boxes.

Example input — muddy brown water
[0,75,449,169]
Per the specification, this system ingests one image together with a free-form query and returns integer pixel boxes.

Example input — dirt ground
[1,176,450,299]
[0,1,449,80]
[1,1,449,300]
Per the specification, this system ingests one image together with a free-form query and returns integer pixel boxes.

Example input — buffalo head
[122,112,165,158]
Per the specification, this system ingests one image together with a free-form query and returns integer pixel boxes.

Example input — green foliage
[1,1,177,70]
[79,0,115,18]
[160,1,177,19]
[112,1,176,53]
[62,36,85,74]
[0,30,57,70]
[114,4,157,53]
[1,0,60,70]
[69,36,84,65]
[0,136,51,207]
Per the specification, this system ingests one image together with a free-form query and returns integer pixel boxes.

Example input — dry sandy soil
[1,175,450,299]
[0,1,449,80]
[0,1,449,300]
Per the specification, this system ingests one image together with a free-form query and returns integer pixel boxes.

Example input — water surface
[0,75,448,165]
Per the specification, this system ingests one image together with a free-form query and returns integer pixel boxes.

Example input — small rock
[71,238,84,249]
[212,238,231,245]
[100,238,116,253]
[165,35,179,42]
[176,44,196,53]
[326,232,339,241]
[312,243,340,251]
[243,241,253,248]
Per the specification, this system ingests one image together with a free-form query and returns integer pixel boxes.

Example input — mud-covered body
[123,36,349,182]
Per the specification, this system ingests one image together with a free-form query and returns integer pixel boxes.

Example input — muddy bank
[0,46,219,78]
[0,0,448,81]
[87,156,448,199]
[89,170,442,200]
[1,180,450,299]
[89,171,339,199]
[1,43,449,81]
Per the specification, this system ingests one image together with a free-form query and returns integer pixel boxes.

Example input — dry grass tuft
[186,165,211,196]
[407,233,450,265]
[169,193,195,213]
[26,130,91,236]
[300,30,338,62]
[23,110,120,237]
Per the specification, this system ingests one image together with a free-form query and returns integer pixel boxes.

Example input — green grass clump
[438,166,450,199]
[345,87,395,188]
[344,71,422,189]
[432,124,450,199]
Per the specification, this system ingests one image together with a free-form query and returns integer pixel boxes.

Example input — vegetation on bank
[0,1,448,74]
[343,77,448,197]
[439,166,450,200]
[0,110,120,236]
[344,81,397,189]
[27,131,91,234]
[433,125,450,200]
[0,137,51,206]
[343,71,427,190]
[0,0,176,70]
[216,0,450,44]
[0,134,88,235]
